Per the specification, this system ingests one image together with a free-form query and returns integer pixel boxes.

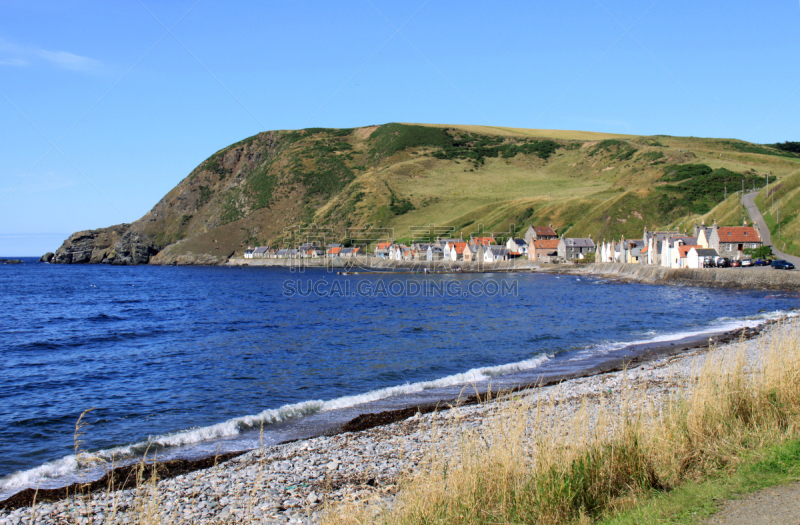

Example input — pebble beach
[0,320,787,525]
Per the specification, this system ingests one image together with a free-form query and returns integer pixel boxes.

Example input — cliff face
[48,124,794,265]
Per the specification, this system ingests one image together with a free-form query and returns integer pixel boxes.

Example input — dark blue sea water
[1,258,798,498]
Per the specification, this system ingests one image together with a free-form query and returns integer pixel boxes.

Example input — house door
[738,244,743,252]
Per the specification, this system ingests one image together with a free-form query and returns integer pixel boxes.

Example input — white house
[687,247,719,269]
[483,246,509,263]
[505,238,528,255]
[427,246,445,261]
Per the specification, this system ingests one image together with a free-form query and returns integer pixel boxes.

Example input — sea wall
[580,263,800,291]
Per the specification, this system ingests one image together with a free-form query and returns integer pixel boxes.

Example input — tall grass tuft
[325,320,800,524]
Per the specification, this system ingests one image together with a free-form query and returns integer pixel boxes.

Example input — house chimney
[743,218,748,227]
[713,219,718,229]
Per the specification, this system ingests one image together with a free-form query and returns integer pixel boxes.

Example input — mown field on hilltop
[53,123,800,263]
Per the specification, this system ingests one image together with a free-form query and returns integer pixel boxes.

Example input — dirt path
[705,481,800,525]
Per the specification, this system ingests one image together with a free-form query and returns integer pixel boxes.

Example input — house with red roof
[528,239,560,262]
[448,242,468,261]
[374,241,392,258]
[470,237,496,246]
[709,221,762,260]
[676,244,702,268]
[524,224,558,244]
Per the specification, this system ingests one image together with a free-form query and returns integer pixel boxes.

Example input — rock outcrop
[39,252,54,263]
[53,224,131,264]
[109,229,161,265]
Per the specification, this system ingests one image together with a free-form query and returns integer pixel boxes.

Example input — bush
[769,141,800,154]
[744,246,773,259]
[589,139,637,161]
[196,185,212,209]
[656,165,775,215]
[368,123,454,159]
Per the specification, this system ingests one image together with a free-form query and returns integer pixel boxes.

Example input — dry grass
[406,123,634,141]
[324,320,800,524]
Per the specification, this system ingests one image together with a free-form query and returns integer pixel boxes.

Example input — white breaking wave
[572,309,798,359]
[0,354,550,493]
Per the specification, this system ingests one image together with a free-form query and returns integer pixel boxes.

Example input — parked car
[715,257,730,268]
[730,260,742,268]
[771,259,795,270]
[703,257,715,268]
[741,258,753,267]
[754,258,770,266]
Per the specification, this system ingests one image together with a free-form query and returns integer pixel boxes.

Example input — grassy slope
[137,123,800,259]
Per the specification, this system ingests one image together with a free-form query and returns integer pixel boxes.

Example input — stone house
[557,237,595,260]
[708,223,762,260]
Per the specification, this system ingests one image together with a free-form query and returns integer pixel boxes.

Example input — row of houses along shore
[242,220,763,269]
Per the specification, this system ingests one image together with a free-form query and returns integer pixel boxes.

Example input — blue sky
[1,0,799,256]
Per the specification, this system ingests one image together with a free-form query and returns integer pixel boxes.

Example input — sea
[1,257,798,500]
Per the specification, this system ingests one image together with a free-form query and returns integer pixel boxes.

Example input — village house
[693,221,714,249]
[252,246,270,258]
[448,242,468,261]
[463,243,485,262]
[243,248,254,259]
[625,240,647,264]
[660,237,697,268]
[708,220,762,260]
[528,239,560,262]
[427,246,445,261]
[483,246,509,263]
[524,225,558,245]
[558,237,595,261]
[374,242,392,258]
[326,246,342,258]
[505,238,528,256]
[434,237,461,248]
[687,247,719,269]
[470,236,496,246]
[676,244,702,268]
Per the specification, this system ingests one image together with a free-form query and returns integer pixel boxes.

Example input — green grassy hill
[55,123,800,263]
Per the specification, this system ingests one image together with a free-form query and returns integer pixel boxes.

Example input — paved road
[742,191,800,267]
